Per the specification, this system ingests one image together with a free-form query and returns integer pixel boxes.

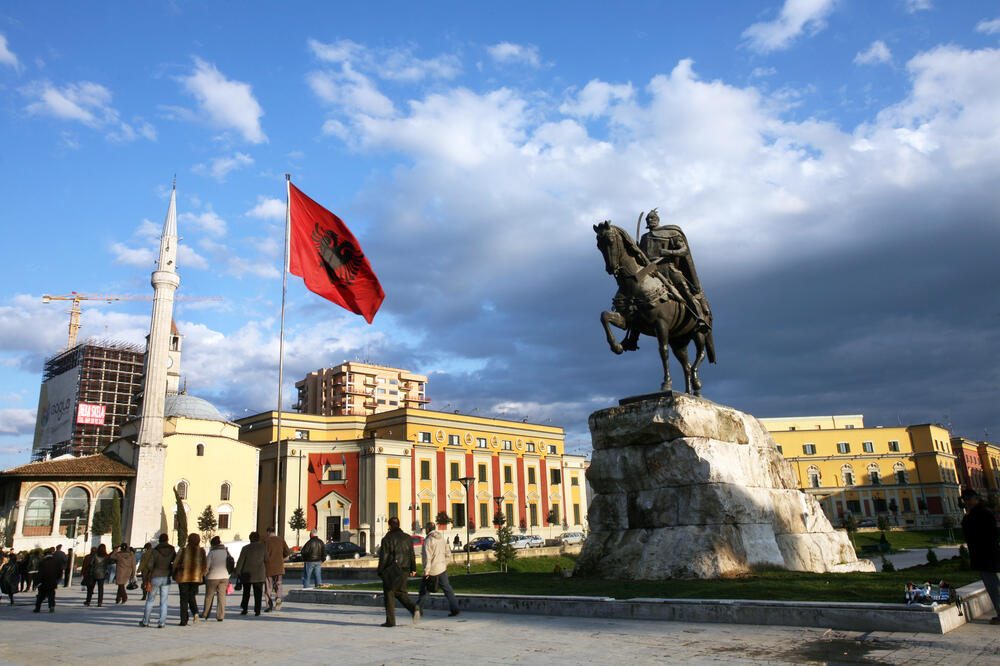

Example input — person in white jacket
[415,523,460,617]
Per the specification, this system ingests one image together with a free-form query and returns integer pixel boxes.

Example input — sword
[635,211,643,245]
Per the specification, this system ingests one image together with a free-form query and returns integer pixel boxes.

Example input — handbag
[226,582,235,595]
[426,574,439,594]
[142,578,152,593]
[126,577,138,590]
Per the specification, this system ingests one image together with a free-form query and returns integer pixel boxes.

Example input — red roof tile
[0,453,135,478]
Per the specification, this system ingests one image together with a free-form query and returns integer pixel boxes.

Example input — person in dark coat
[300,529,325,589]
[961,489,1000,624]
[85,544,109,606]
[376,516,419,627]
[0,553,17,606]
[52,545,68,587]
[33,549,62,613]
[235,532,268,616]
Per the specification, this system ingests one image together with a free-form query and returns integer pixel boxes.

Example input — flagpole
[275,174,291,534]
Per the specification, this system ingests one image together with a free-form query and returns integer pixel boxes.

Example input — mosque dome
[164,394,226,422]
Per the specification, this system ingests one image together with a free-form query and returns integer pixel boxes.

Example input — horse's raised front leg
[671,341,692,395]
[654,319,672,392]
[601,311,628,355]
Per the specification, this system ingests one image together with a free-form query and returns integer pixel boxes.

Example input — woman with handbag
[110,543,136,604]
[84,545,109,607]
[202,536,231,622]
[235,532,268,616]
[172,533,207,626]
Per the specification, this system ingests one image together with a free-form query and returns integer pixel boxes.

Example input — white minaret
[125,183,180,545]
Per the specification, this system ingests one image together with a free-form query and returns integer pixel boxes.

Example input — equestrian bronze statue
[594,210,715,395]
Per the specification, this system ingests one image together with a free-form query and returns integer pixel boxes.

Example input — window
[377,399,386,405]
[390,379,397,385]
[377,377,386,384]
[502,439,512,451]
[873,498,887,513]
[529,503,538,526]
[477,463,487,482]
[450,462,460,480]
[803,443,816,455]
[420,460,431,480]
[504,466,513,484]
[421,502,432,527]
[220,482,231,501]
[776,445,783,455]
[837,442,850,454]
[449,434,461,447]
[387,467,400,479]
[527,467,536,485]
[452,503,466,527]
[504,503,514,526]
[573,504,581,525]
[847,499,862,513]
[419,431,432,443]
[526,442,535,453]
[807,466,821,488]
[59,487,89,538]
[845,425,855,429]
[479,503,489,528]
[550,468,561,485]
[325,467,343,482]
[476,437,487,449]
[389,401,397,406]
[894,462,907,485]
[294,430,309,440]
[550,503,560,524]
[196,443,205,456]
[868,463,881,485]
[902,497,912,512]
[841,464,855,486]
[388,502,398,518]
[548,445,557,454]
[571,475,580,486]
[888,440,900,452]
[862,441,874,453]
[218,513,231,530]
[176,480,188,500]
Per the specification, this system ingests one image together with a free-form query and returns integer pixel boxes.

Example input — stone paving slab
[0,581,999,664]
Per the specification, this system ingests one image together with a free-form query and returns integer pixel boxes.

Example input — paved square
[1,582,999,664]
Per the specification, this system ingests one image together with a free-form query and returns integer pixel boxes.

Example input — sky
[1,1,999,468]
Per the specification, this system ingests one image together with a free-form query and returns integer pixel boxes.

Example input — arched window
[217,503,233,531]
[24,486,55,536]
[841,464,855,487]
[196,443,205,457]
[893,462,907,485]
[59,486,90,537]
[868,463,881,485]
[95,486,122,516]
[807,465,821,488]
[220,482,231,501]
[176,480,188,500]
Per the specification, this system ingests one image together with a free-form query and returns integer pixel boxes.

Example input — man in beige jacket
[415,523,459,616]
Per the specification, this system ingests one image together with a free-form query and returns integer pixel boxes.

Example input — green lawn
[851,528,964,553]
[324,555,979,604]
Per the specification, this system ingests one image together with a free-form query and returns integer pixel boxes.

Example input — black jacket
[377,527,416,584]
[301,536,325,562]
[962,503,1000,572]
[35,555,63,589]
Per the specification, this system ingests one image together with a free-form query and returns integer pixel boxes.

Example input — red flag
[288,183,385,323]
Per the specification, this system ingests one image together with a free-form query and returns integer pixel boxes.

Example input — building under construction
[32,340,145,459]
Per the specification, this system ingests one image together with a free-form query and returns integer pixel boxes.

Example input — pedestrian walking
[32,549,62,613]
[453,534,461,551]
[376,516,419,627]
[300,529,325,589]
[138,534,176,628]
[961,489,1000,624]
[202,536,232,622]
[173,533,207,626]
[110,542,136,604]
[415,522,460,617]
[235,532,268,616]
[52,545,68,587]
[137,543,152,600]
[262,527,289,612]
[16,552,29,592]
[85,544,109,607]
[1,553,17,606]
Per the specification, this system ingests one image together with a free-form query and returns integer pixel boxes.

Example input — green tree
[173,487,187,545]
[198,505,217,544]
[91,506,113,538]
[493,523,517,573]
[492,510,506,527]
[841,513,858,550]
[941,515,956,544]
[876,514,890,534]
[926,547,939,565]
[288,507,307,547]
[111,493,122,545]
[880,556,895,573]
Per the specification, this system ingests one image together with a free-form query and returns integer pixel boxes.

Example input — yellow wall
[759,414,864,431]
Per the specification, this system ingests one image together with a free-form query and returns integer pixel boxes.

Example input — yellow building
[761,415,961,526]
[108,395,260,544]
[237,407,588,552]
[294,362,429,416]
[978,441,1000,493]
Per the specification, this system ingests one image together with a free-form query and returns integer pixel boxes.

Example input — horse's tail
[705,330,717,364]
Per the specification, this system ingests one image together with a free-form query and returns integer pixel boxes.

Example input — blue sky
[1,1,999,468]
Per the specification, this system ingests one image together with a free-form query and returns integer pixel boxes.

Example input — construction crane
[42,292,223,348]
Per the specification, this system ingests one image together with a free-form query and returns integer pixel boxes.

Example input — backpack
[226,553,236,575]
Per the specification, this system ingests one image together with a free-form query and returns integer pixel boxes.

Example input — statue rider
[621,209,711,351]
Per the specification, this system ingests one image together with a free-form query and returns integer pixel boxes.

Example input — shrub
[881,556,895,573]
[926,548,939,566]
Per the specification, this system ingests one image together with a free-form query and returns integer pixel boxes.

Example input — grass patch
[852,528,963,553]
[326,555,979,604]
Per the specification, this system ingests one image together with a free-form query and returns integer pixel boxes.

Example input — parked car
[325,541,366,560]
[464,536,497,552]
[559,532,585,545]
[856,519,877,528]
[524,535,544,548]
[510,535,532,550]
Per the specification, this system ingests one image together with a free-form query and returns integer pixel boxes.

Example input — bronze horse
[594,221,715,395]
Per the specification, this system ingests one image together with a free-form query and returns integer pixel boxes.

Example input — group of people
[0,545,71,612]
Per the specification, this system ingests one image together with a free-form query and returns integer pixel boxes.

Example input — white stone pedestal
[576,393,874,579]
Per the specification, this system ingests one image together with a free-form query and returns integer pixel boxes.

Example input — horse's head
[594,221,620,276]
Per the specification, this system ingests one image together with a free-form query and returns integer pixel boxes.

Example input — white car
[510,535,532,549]
[525,535,544,548]
[559,532,585,545]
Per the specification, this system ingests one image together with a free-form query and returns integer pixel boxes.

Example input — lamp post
[493,496,504,525]
[458,476,475,574]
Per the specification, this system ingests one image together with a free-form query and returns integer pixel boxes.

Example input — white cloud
[750,66,778,78]
[192,152,254,182]
[308,38,460,81]
[308,38,363,64]
[22,80,155,142]
[178,58,267,144]
[854,40,892,66]
[560,80,635,118]
[0,408,35,435]
[246,196,285,221]
[742,0,839,53]
[904,0,932,12]
[180,207,228,236]
[110,242,155,267]
[0,33,19,70]
[178,243,209,270]
[308,67,395,118]
[487,42,542,67]
[976,18,1000,35]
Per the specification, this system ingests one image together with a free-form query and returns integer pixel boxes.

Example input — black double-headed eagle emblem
[312,222,364,285]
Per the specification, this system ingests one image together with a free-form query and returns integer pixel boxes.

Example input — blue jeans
[302,561,322,589]
[142,577,170,626]
[981,571,1000,615]
[415,571,459,613]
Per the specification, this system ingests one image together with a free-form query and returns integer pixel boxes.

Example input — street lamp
[457,476,475,574]
[493,496,505,525]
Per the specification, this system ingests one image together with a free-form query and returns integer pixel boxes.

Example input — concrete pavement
[1,580,999,664]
